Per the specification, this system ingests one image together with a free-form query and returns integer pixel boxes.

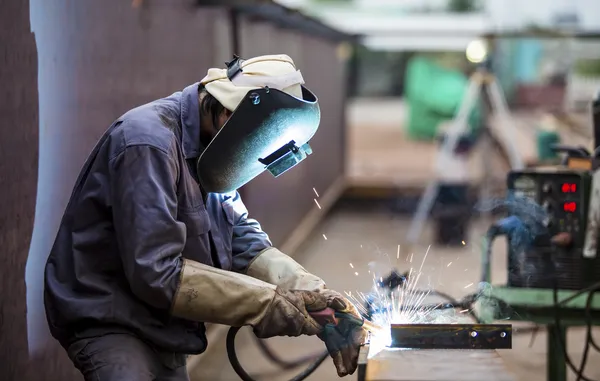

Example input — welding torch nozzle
[362,319,384,333]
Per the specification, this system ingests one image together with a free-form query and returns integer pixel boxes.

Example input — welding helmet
[197,54,321,193]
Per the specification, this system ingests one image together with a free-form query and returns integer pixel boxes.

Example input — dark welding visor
[196,85,320,193]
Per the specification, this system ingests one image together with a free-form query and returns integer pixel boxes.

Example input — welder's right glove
[171,258,328,338]
[244,248,368,375]
[317,290,369,377]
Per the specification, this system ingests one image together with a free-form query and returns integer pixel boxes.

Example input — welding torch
[310,307,384,333]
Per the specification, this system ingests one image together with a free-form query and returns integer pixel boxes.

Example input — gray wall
[1,1,347,380]
[1,2,46,380]
[25,3,220,378]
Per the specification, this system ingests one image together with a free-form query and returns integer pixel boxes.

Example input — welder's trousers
[66,333,189,381]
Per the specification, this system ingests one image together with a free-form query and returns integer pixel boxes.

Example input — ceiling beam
[197,0,360,43]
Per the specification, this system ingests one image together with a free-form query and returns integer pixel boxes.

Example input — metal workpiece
[390,324,513,349]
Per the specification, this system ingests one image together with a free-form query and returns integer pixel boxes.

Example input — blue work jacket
[44,83,271,355]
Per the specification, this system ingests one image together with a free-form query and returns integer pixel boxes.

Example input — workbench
[359,345,515,381]
[357,312,517,381]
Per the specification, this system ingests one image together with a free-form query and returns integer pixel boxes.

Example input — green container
[536,129,560,161]
[405,56,481,141]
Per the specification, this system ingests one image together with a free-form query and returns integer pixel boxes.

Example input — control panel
[507,169,590,248]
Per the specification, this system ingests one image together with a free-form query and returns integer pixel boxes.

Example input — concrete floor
[189,205,600,381]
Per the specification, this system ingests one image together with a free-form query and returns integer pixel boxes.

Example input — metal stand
[406,66,524,245]
[547,324,567,381]
[477,286,600,381]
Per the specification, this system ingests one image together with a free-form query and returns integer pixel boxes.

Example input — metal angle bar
[390,324,513,349]
[356,344,370,381]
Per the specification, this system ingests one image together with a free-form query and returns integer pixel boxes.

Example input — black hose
[252,335,320,369]
[552,286,597,381]
[227,326,329,381]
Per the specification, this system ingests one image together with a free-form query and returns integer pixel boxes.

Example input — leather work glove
[253,287,329,338]
[317,289,368,377]
[245,248,367,376]
[171,258,328,338]
[245,247,327,291]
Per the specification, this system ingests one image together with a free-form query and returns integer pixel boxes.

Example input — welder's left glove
[316,289,368,377]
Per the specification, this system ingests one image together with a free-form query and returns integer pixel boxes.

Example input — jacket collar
[180,82,204,159]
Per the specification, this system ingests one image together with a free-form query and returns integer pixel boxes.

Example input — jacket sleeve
[109,143,185,310]
[226,191,273,273]
[224,195,326,291]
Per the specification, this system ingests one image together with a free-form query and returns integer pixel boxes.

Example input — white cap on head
[200,54,305,112]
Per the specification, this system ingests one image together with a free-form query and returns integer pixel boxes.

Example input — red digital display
[563,202,577,213]
[561,183,577,193]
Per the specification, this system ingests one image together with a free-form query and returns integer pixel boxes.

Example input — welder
[44,54,366,381]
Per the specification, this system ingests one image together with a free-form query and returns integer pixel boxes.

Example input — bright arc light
[352,247,465,359]
[367,312,414,358]
[368,323,392,357]
[466,39,488,63]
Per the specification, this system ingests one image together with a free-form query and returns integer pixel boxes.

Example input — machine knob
[542,201,553,227]
[542,182,553,194]
[551,232,572,247]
